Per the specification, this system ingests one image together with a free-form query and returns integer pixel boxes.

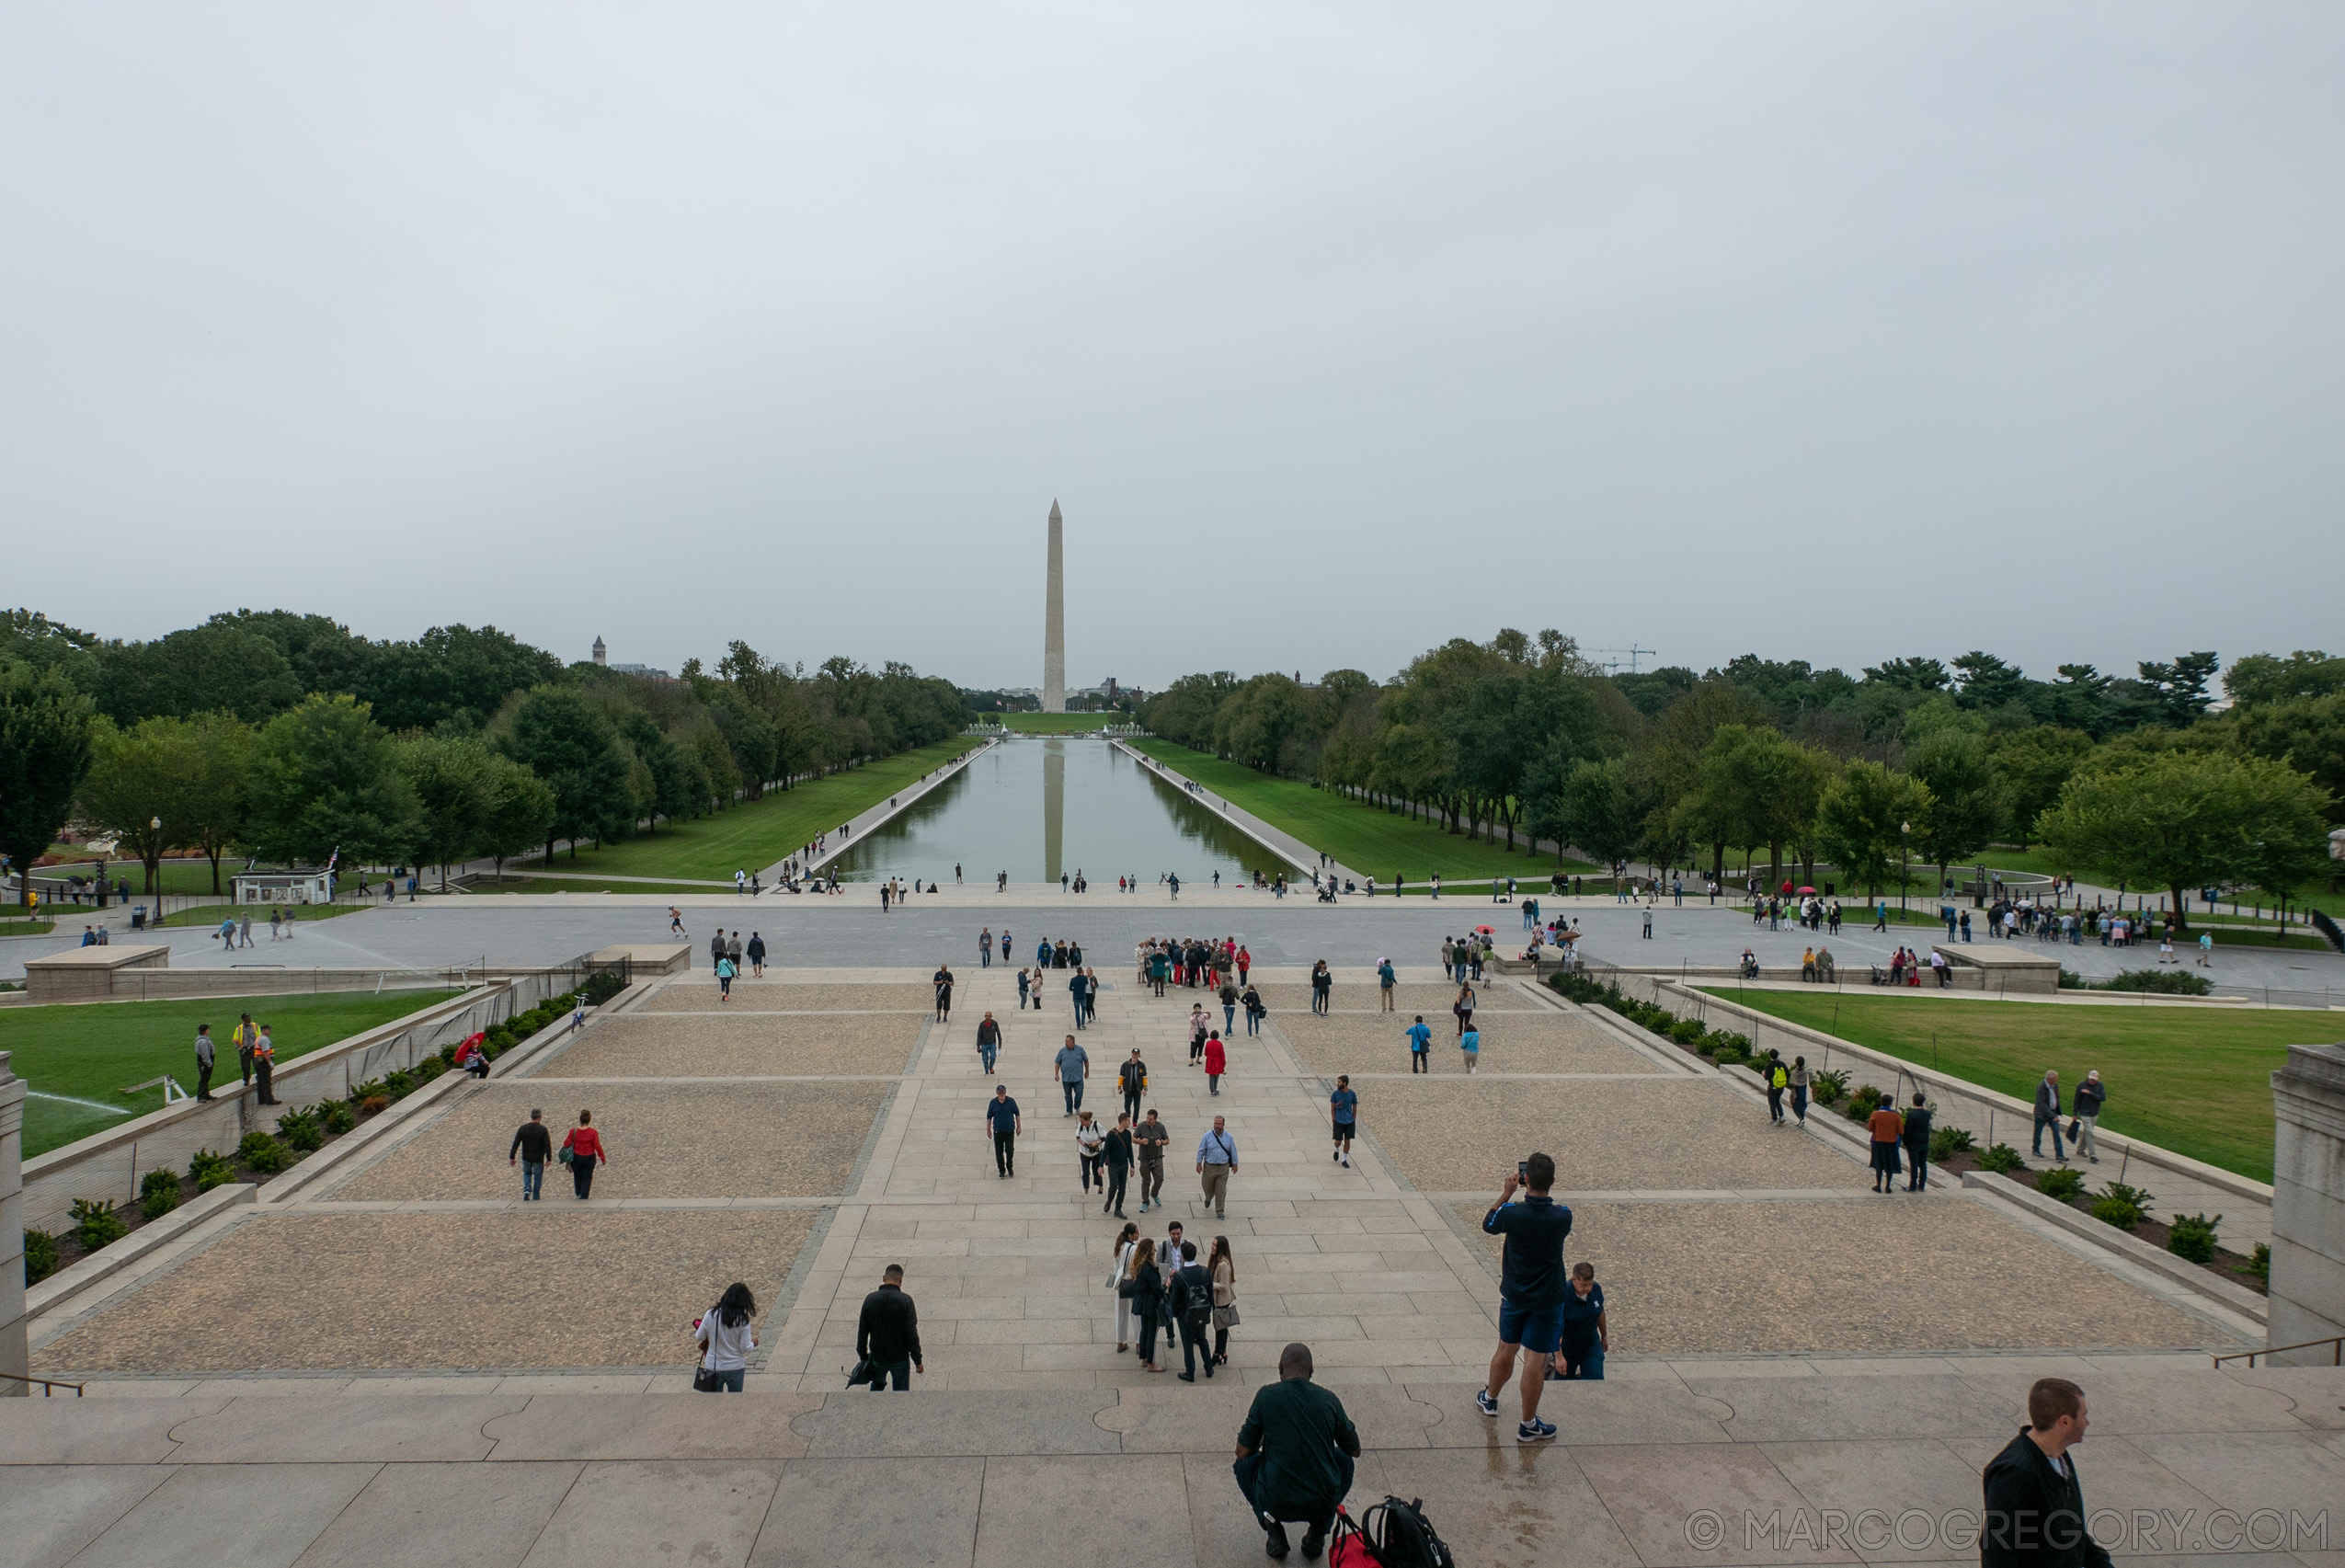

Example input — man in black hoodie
[1982,1378,2111,1568]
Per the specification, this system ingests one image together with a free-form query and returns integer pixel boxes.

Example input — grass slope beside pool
[8,990,462,1158]
[1129,738,1594,883]
[1700,989,2299,1181]
[989,714,1124,733]
[520,738,981,881]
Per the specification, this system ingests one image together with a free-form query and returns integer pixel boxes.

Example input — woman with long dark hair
[694,1282,758,1392]
[1128,1238,1166,1372]
[1107,1222,1139,1352]
[1207,1236,1238,1367]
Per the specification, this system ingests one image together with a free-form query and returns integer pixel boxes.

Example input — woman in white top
[1107,1222,1139,1353]
[1074,1110,1105,1196]
[693,1281,758,1393]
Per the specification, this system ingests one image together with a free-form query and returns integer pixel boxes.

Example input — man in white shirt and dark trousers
[1196,1116,1238,1219]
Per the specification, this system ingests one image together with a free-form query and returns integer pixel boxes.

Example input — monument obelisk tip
[1043,500,1067,714]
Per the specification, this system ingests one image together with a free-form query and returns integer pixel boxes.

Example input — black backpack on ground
[1343,1496,1457,1568]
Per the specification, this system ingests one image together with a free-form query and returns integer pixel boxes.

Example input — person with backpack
[1765,1051,1788,1123]
[1377,956,1396,1012]
[1233,1342,1362,1561]
[715,952,737,1001]
[1170,1240,1217,1381]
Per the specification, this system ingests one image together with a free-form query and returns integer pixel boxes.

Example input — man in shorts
[1329,1076,1356,1167]
[1475,1152,1572,1443]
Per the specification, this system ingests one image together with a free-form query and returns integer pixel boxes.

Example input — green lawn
[491,879,738,896]
[7,990,462,1159]
[0,920,56,936]
[519,738,982,880]
[1699,989,2311,1181]
[1129,739,1596,883]
[153,900,373,928]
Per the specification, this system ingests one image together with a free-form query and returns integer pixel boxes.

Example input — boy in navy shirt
[1549,1261,1607,1381]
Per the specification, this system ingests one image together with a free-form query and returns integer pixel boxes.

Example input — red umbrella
[1797,886,1817,895]
[1474,924,1494,934]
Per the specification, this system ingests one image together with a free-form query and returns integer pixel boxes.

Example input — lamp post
[1899,821,1911,916]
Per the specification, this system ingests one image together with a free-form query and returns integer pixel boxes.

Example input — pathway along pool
[831,735,1278,887]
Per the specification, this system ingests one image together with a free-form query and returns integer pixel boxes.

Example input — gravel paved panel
[1369,1078,1866,1194]
[1451,1198,2225,1354]
[1276,1013,1655,1077]
[332,1082,889,1199]
[533,1013,922,1079]
[35,1209,818,1374]
[641,983,933,1013]
[1254,984,1540,1014]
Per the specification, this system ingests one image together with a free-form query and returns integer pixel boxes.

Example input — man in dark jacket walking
[2031,1070,2067,1162]
[1902,1093,1934,1191]
[1982,1378,2111,1568]
[854,1265,924,1391]
[1118,1049,1148,1124]
[1101,1113,1134,1219]
[1171,1241,1217,1381]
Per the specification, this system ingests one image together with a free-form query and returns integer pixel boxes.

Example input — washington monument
[1042,498,1066,713]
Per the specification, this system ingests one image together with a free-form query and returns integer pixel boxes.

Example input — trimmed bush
[1669,1018,1708,1046]
[583,971,628,1005]
[382,1069,417,1098]
[2248,1242,2270,1282]
[1974,1142,2026,1175]
[358,1093,391,1116]
[2090,1181,2155,1230]
[189,1148,237,1191]
[2167,1212,2221,1265]
[322,1099,357,1134]
[1927,1125,1974,1162]
[2101,968,2212,997]
[139,1166,183,1220]
[349,1079,387,1102]
[1711,1041,1747,1066]
[1809,1069,1848,1106]
[1846,1083,1885,1122]
[2034,1167,2087,1202]
[277,1107,325,1153]
[24,1227,60,1286]
[236,1131,292,1174]
[71,1197,128,1252]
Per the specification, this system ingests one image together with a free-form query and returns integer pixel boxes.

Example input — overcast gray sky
[5,4,2339,692]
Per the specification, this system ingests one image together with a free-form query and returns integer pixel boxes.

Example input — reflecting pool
[830,736,1268,886]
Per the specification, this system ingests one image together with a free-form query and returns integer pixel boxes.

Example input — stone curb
[26,1184,257,1318]
[1961,1170,2269,1322]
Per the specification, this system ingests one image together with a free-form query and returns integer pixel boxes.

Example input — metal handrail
[0,1369,86,1396]
[2213,1335,2345,1368]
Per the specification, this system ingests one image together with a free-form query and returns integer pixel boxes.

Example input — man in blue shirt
[1404,1016,1432,1074]
[1377,958,1396,1012]
[1476,1151,1572,1443]
[985,1085,1022,1177]
[1195,1115,1238,1219]
[1328,1077,1357,1168]
[1550,1261,1607,1381]
[1054,1036,1089,1116]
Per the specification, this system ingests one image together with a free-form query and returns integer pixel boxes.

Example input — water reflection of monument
[1043,738,1065,883]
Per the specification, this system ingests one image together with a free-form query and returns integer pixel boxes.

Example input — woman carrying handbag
[1125,1238,1166,1372]
[1107,1222,1139,1352]
[692,1282,757,1392]
[1207,1235,1239,1367]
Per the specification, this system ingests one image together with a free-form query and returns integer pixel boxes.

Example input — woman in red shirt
[561,1108,608,1199]
[1204,1031,1227,1096]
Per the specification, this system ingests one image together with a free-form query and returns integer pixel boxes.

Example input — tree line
[0,609,967,898]
[1138,635,2340,926]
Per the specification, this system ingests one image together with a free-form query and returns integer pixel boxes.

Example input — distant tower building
[1042,499,1067,713]
[592,635,607,668]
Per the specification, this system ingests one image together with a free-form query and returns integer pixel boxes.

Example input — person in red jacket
[1204,1030,1228,1096]
[561,1109,608,1199]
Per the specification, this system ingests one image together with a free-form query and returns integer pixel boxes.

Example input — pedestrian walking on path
[1406,1015,1432,1073]
[986,1084,1022,1176]
[746,932,765,977]
[1765,1051,1787,1122]
[1377,957,1395,1012]
[1119,1049,1147,1123]
[1459,1023,1480,1074]
[1242,982,1265,1037]
[932,963,954,1021]
[980,927,993,967]
[1196,1115,1238,1219]
[976,1012,1001,1073]
[1172,1241,1216,1380]
[1903,1093,1933,1192]
[1234,1344,1361,1561]
[715,953,736,1001]
[1788,1057,1810,1124]
[509,1107,551,1200]
[2073,1071,2104,1162]
[1475,1153,1571,1444]
[1868,1099,1905,1193]
[854,1265,922,1390]
[1310,960,1333,1014]
[1204,1031,1226,1095]
[1075,1110,1104,1196]
[693,1283,757,1393]
[1189,1004,1208,1064]
[1127,1239,1167,1372]
[1136,1109,1169,1212]
[1981,1378,2110,1568]
[1453,981,1476,1036]
[2032,1070,2068,1162]
[193,1025,215,1102]
[1055,1035,1089,1115]
[1208,1235,1238,1365]
[1109,1223,1139,1349]
[1329,1077,1356,1166]
[1103,1114,1134,1218]
[560,1109,606,1198]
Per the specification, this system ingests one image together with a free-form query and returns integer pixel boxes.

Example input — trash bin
[132,906,146,930]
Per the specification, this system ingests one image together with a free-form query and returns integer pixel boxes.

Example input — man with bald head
[1233,1343,1361,1561]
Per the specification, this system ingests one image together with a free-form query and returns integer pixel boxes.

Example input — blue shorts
[1497,1299,1563,1355]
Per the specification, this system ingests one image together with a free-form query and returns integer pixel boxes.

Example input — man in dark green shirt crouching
[1234,1343,1362,1560]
